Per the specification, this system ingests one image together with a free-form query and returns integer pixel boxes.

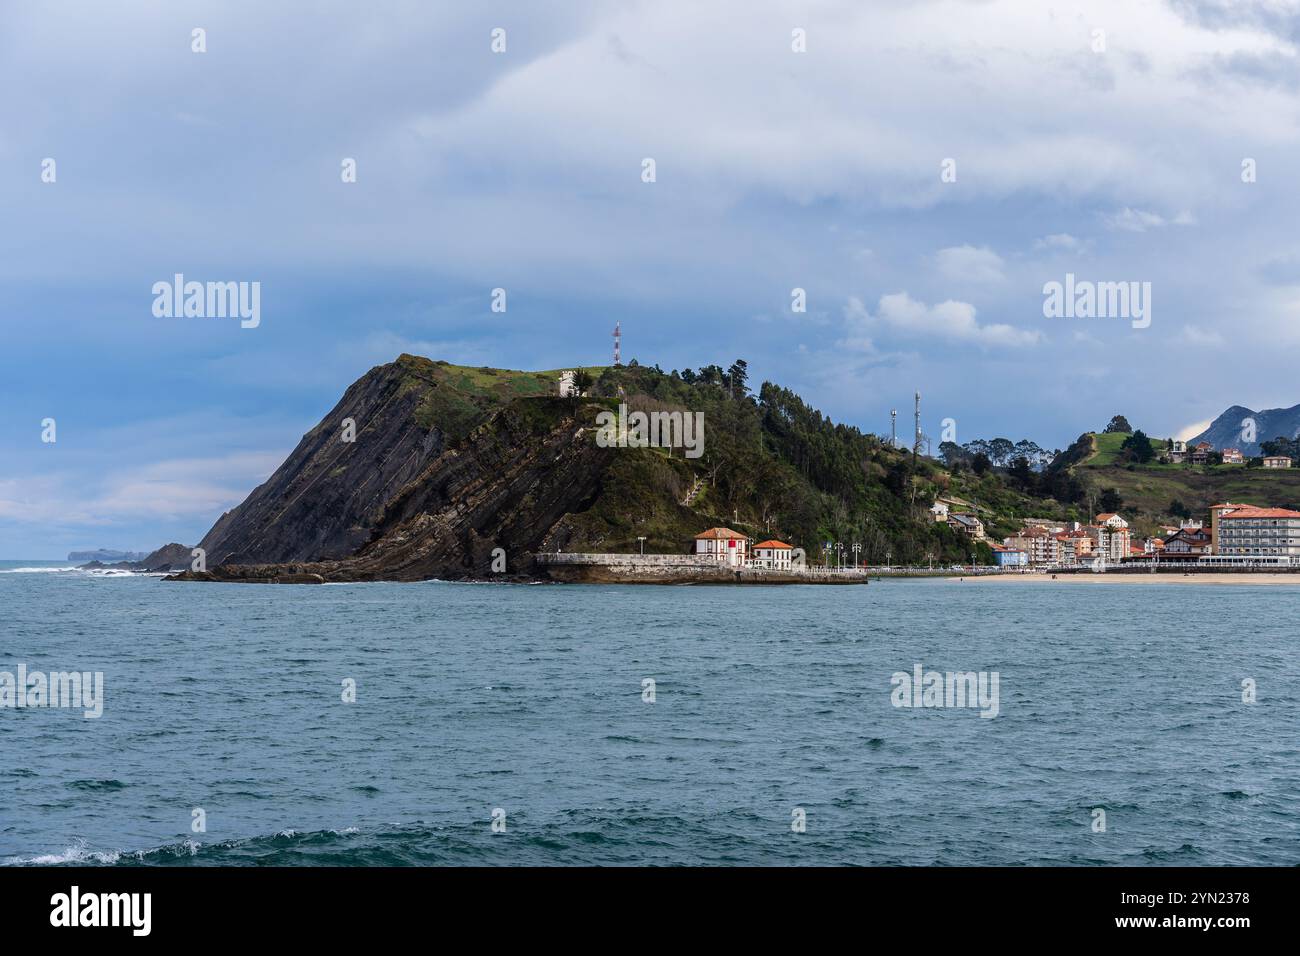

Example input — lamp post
[885,549,891,570]
[637,536,646,555]
[835,542,844,570]
[852,542,861,568]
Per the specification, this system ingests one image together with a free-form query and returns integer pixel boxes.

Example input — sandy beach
[949,572,1300,586]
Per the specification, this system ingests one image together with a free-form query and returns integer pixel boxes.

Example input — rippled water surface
[2,561,1297,865]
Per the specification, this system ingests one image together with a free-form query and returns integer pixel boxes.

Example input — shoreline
[948,572,1300,586]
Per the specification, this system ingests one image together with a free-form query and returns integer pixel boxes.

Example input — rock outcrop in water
[81,542,194,573]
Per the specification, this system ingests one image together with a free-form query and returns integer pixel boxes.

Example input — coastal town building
[1089,522,1130,563]
[1263,455,1292,469]
[989,544,1027,567]
[1222,448,1244,464]
[1190,441,1214,464]
[1162,526,1213,559]
[752,539,794,570]
[1004,526,1061,566]
[1055,528,1093,564]
[1095,513,1128,530]
[557,370,578,397]
[1208,503,1245,553]
[695,527,750,566]
[1167,439,1187,463]
[1215,506,1300,559]
[947,512,986,540]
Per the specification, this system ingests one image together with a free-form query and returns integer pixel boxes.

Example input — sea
[1,559,1296,866]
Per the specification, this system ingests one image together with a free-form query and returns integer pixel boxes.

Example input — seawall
[534,553,870,585]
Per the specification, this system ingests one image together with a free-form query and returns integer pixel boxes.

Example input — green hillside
[1053,429,1300,537]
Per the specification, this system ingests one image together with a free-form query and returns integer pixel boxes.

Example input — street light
[852,542,861,568]
[637,536,646,555]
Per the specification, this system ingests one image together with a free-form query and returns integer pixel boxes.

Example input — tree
[1120,429,1155,464]
[570,369,594,397]
[725,359,749,399]
[1007,456,1033,487]
[938,441,965,468]
[1103,415,1133,434]
[971,453,992,476]
[987,438,1015,466]
[1099,487,1124,513]
[1168,498,1191,519]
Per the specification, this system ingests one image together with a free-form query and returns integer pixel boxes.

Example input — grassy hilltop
[1050,430,1300,537]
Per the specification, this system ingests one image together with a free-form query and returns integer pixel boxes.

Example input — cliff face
[177,357,640,582]
[193,356,538,567]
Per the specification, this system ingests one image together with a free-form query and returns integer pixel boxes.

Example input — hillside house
[1263,456,1292,469]
[947,513,986,540]
[1190,441,1214,464]
[1222,448,1244,464]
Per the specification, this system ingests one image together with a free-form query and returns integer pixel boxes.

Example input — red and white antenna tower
[612,322,622,366]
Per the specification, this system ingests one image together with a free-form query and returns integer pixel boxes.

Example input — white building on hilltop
[558,370,578,397]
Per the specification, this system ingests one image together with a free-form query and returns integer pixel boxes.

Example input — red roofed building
[695,527,750,567]
[1216,506,1300,559]
[752,539,794,570]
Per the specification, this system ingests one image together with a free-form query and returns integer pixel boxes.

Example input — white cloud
[1176,419,1214,442]
[1176,324,1225,346]
[1103,207,1197,232]
[842,293,1042,349]
[1035,233,1089,252]
[935,245,1005,282]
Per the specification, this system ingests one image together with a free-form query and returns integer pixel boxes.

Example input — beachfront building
[1215,506,1300,559]
[695,527,750,566]
[990,544,1027,567]
[1056,529,1093,565]
[752,539,794,570]
[1263,456,1292,469]
[1004,526,1061,566]
[1208,502,1246,553]
[1162,526,1213,559]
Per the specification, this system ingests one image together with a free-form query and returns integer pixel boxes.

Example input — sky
[3,0,1300,557]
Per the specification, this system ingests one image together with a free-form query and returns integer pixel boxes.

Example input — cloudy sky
[3,0,1300,556]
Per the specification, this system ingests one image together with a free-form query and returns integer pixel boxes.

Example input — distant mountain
[1189,403,1300,456]
[68,549,148,562]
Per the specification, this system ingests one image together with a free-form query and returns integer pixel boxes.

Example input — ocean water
[1,559,1297,866]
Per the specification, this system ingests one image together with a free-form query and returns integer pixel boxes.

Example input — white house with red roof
[752,539,794,569]
[695,527,750,566]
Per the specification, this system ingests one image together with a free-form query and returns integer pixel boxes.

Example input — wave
[0,566,164,578]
